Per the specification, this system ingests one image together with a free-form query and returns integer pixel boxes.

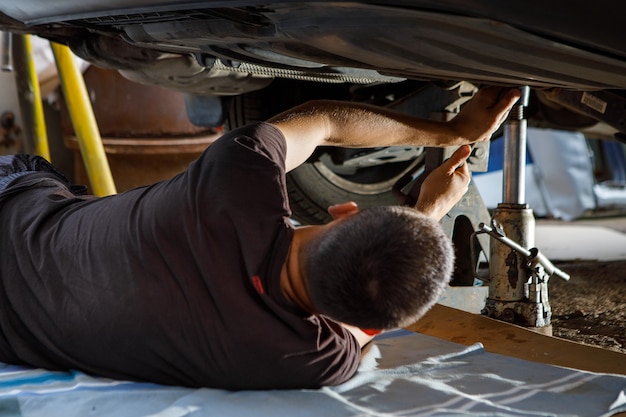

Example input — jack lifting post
[481,86,568,330]
[51,42,116,197]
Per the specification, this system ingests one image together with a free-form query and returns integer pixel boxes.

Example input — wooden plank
[407,304,626,376]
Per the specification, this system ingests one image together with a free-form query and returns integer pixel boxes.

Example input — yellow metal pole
[11,34,50,160]
[50,42,116,196]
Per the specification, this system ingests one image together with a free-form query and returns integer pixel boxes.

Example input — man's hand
[414,145,472,220]
[447,87,521,145]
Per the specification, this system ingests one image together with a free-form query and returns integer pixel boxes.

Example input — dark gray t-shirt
[0,123,360,389]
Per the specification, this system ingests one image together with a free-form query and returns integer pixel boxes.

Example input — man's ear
[327,201,359,220]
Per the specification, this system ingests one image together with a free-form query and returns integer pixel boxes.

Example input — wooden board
[407,304,626,376]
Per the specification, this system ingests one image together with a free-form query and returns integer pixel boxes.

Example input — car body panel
[1,1,625,90]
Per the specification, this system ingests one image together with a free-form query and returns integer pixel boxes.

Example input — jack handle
[476,222,570,282]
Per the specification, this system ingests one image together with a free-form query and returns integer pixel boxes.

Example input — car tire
[286,155,425,224]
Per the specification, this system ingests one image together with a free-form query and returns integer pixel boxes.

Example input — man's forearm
[270,99,457,148]
[269,87,520,172]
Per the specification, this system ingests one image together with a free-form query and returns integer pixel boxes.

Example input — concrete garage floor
[537,214,626,261]
[535,214,626,355]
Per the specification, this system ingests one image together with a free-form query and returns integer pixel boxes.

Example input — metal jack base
[483,204,552,331]
[478,206,570,333]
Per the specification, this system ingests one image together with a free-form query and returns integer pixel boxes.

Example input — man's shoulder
[209,122,287,166]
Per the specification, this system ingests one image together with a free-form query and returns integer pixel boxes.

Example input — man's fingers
[477,87,521,107]
[327,201,359,220]
[493,88,522,115]
[445,145,471,172]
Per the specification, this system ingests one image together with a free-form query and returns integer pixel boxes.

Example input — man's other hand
[414,145,472,220]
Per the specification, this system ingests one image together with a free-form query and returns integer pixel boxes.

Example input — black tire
[287,154,425,224]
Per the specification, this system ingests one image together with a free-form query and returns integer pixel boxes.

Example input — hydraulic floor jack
[477,86,570,332]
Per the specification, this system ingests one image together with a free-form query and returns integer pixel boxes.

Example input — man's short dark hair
[304,206,454,330]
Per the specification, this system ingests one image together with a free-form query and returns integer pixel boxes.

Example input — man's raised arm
[269,87,521,172]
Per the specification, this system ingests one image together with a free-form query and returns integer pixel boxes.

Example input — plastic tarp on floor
[0,330,624,417]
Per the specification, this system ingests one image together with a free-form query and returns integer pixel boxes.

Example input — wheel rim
[312,147,426,196]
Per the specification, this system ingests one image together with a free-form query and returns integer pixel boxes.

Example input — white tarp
[0,330,624,417]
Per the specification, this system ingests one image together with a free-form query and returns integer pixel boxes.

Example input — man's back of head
[304,206,454,330]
